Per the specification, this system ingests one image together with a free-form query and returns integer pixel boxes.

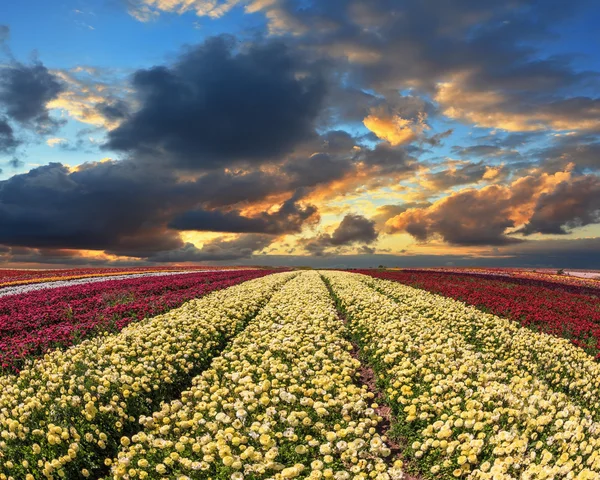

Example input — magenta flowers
[0,269,273,370]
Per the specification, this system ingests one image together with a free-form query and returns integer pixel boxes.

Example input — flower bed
[359,269,600,357]
[112,271,402,480]
[323,271,600,479]
[0,266,231,288]
[0,269,272,370]
[0,272,294,480]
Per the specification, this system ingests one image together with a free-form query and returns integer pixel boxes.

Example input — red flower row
[358,269,600,358]
[0,269,273,371]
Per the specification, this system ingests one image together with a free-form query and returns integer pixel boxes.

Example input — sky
[1,0,600,268]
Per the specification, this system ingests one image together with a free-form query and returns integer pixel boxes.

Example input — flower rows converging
[359,269,600,357]
[0,269,271,371]
[111,271,403,480]
[363,276,600,421]
[2,269,599,480]
[0,271,295,480]
[323,271,600,479]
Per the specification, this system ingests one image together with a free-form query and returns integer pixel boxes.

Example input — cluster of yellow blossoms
[323,271,600,480]
[111,272,403,480]
[0,272,295,480]
[365,275,600,419]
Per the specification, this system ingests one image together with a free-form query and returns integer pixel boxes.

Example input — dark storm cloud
[0,157,324,259]
[0,117,21,154]
[518,176,600,235]
[330,214,378,245]
[0,245,147,266]
[0,32,378,261]
[283,152,354,189]
[105,35,326,169]
[0,162,184,255]
[169,194,319,234]
[0,61,65,134]
[300,214,378,255]
[95,99,130,121]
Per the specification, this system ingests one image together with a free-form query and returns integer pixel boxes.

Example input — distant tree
[378,264,386,270]
[557,268,565,275]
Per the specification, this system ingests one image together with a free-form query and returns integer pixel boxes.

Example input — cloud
[0,117,21,154]
[436,76,600,133]
[0,246,123,266]
[125,0,245,21]
[5,4,600,265]
[0,61,65,134]
[105,36,325,170]
[169,193,319,234]
[330,213,378,245]
[419,161,508,192]
[47,69,129,130]
[363,110,428,146]
[0,162,186,255]
[46,137,67,147]
[450,144,521,161]
[531,133,600,173]
[300,213,378,255]
[517,176,600,235]
[146,234,274,262]
[373,202,432,230]
[6,157,23,168]
[254,237,600,269]
[385,169,600,246]
[229,0,600,137]
[0,153,325,260]
[95,99,130,122]
[386,185,523,246]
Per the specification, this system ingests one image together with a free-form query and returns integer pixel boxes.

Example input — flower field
[1,269,600,479]
[323,272,600,479]
[0,269,273,371]
[359,269,600,358]
[0,266,236,289]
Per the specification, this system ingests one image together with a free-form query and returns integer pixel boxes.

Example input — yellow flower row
[111,271,403,480]
[322,271,600,480]
[0,272,296,480]
[362,275,600,418]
